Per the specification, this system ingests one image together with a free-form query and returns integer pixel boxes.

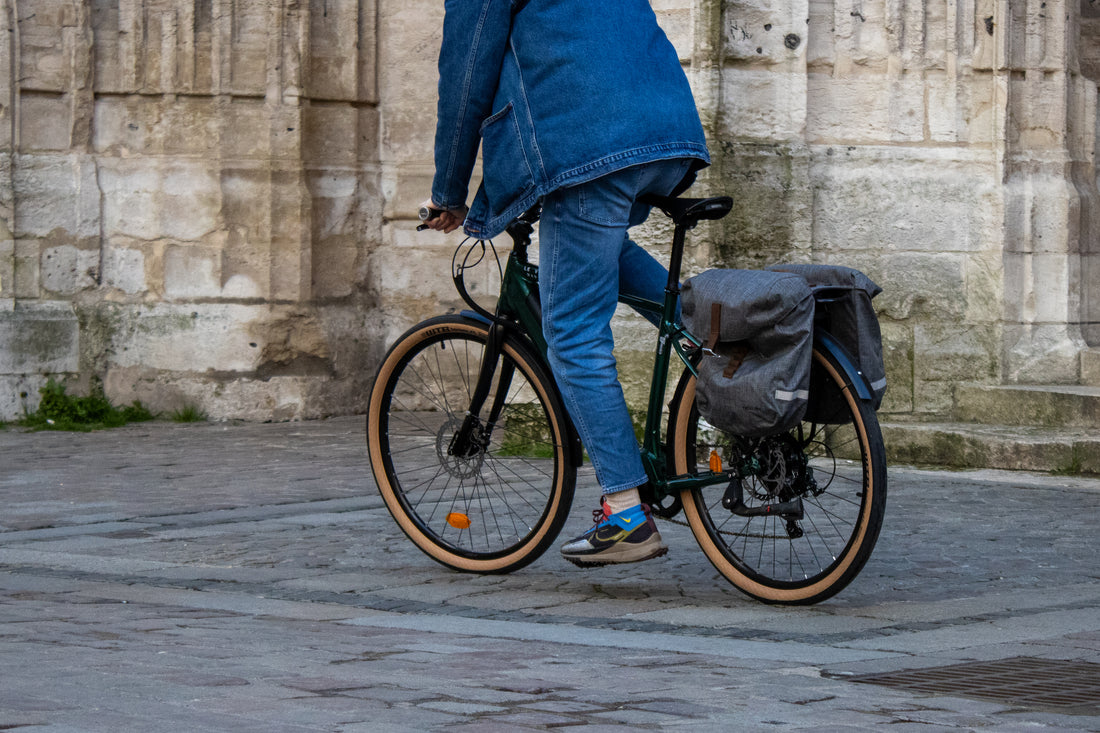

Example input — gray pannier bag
[767,263,886,419]
[680,269,815,437]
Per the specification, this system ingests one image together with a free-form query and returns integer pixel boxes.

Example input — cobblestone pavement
[1,416,1099,731]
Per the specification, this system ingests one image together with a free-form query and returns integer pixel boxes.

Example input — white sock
[603,487,641,514]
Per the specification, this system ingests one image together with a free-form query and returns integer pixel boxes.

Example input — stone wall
[0,0,383,420]
[0,0,1096,423]
[691,0,1098,417]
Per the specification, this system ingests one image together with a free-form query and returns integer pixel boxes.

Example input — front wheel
[366,316,576,574]
[668,346,887,604]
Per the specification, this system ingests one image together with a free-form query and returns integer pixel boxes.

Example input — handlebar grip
[417,206,445,231]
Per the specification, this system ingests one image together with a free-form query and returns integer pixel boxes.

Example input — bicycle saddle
[640,194,733,228]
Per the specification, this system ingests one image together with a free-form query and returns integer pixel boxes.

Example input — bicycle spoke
[371,321,574,566]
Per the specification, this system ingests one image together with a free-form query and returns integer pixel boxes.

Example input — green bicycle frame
[485,220,733,503]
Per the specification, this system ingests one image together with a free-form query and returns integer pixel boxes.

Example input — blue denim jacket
[432,0,711,238]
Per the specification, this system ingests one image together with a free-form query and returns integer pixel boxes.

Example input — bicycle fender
[814,330,874,402]
[460,309,493,327]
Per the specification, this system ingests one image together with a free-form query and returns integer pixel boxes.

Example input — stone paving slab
[1,417,1099,730]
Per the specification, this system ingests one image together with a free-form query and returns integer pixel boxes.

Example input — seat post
[665,224,689,294]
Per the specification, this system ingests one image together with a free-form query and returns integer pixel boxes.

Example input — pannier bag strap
[706,302,722,351]
[704,303,751,379]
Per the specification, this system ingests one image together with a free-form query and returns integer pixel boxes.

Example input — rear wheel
[367,316,576,573]
[668,345,887,604]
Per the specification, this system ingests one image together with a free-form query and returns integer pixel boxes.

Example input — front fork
[448,321,513,459]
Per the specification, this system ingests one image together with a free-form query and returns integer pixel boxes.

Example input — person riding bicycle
[422,0,710,565]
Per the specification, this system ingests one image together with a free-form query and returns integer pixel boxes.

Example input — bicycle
[366,194,887,605]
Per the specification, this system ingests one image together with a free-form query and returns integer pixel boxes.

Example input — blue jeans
[538,158,693,496]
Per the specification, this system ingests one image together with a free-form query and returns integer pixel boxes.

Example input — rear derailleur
[722,434,820,539]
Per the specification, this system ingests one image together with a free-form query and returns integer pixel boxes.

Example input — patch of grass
[19,379,154,432]
[170,404,207,423]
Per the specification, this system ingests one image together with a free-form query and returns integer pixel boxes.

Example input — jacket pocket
[480,103,535,217]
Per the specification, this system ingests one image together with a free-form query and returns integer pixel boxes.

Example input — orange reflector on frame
[709,450,722,473]
[447,512,472,529]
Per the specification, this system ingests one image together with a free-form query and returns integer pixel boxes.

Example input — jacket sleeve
[430,0,514,210]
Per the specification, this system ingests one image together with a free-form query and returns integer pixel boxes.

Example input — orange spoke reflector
[447,512,472,529]
[709,450,722,473]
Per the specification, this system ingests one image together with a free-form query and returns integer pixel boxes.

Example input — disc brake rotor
[436,417,485,479]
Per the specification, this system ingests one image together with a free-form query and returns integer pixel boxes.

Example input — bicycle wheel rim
[368,319,573,569]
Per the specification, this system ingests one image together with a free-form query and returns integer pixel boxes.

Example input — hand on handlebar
[418,199,468,234]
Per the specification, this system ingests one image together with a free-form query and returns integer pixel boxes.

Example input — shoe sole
[563,541,669,568]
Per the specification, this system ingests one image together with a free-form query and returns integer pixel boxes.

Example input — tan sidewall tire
[671,349,879,603]
[366,319,571,573]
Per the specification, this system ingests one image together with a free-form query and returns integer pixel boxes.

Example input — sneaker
[560,501,668,567]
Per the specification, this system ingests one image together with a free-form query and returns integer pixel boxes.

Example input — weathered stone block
[959,249,1004,325]
[1004,172,1079,255]
[96,162,163,241]
[879,320,913,414]
[0,302,79,375]
[13,154,100,239]
[102,244,147,295]
[1083,17,1100,79]
[710,141,813,268]
[0,238,14,305]
[719,68,807,139]
[160,165,221,241]
[829,0,890,69]
[807,74,925,142]
[375,230,466,304]
[99,159,220,242]
[307,0,370,102]
[914,322,999,382]
[377,2,442,163]
[302,105,361,164]
[1081,349,1100,386]
[103,368,321,422]
[956,384,1100,428]
[41,244,100,295]
[958,77,998,146]
[94,96,222,157]
[219,100,272,160]
[163,245,222,299]
[722,0,808,64]
[873,252,967,321]
[13,240,40,298]
[105,303,260,373]
[926,71,962,143]
[382,166,437,223]
[1003,251,1076,324]
[0,375,48,419]
[18,12,72,91]
[1004,323,1088,383]
[653,4,693,59]
[20,93,73,152]
[308,171,375,300]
